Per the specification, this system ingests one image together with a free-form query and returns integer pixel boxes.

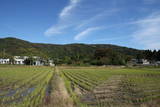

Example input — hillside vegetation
[0,37,142,65]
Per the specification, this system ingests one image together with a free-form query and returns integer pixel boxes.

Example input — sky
[0,0,160,50]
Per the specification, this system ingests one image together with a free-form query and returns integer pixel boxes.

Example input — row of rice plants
[0,66,54,107]
[122,74,160,104]
[0,71,50,104]
[61,67,160,106]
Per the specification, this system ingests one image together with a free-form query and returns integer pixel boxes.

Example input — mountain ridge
[0,37,141,49]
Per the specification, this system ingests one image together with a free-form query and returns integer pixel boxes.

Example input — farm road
[44,67,73,107]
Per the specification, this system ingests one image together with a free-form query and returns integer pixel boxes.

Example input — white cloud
[44,0,119,37]
[132,12,160,49]
[74,27,103,40]
[44,0,81,36]
[44,25,68,36]
[60,0,81,19]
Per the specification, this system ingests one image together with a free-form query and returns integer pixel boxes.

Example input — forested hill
[0,37,142,65]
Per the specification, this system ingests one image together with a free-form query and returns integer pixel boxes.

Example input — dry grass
[44,67,73,107]
[58,65,125,70]
[140,99,160,107]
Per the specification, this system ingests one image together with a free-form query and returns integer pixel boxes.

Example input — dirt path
[44,67,73,107]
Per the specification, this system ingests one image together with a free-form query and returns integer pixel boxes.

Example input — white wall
[0,59,10,64]
[14,59,25,64]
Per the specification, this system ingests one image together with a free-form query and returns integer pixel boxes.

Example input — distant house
[141,59,150,65]
[48,60,55,66]
[33,59,45,66]
[130,59,137,65]
[14,56,27,65]
[155,61,160,66]
[0,58,10,64]
[33,56,45,66]
[129,59,150,65]
[13,56,43,65]
[33,58,54,66]
[0,56,54,66]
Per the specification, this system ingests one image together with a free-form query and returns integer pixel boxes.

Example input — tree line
[53,48,132,66]
[137,50,160,62]
[1,47,159,66]
[54,49,160,66]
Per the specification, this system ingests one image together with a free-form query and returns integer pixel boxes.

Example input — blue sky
[0,0,160,49]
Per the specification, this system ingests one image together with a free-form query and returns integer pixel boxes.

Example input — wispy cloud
[132,12,160,49]
[44,25,68,36]
[44,0,81,36]
[59,0,81,19]
[44,0,119,37]
[74,27,103,40]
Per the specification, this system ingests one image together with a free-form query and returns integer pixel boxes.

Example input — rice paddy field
[0,65,160,107]
[61,66,160,107]
[0,65,54,107]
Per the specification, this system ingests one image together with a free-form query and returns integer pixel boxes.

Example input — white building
[155,61,160,66]
[14,56,27,65]
[23,56,29,59]
[0,56,54,66]
[34,60,44,66]
[33,56,40,59]
[141,59,150,65]
[14,59,25,64]
[129,59,150,65]
[0,59,10,64]
[48,60,55,66]
[130,59,137,65]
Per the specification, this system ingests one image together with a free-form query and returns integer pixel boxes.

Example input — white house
[23,56,29,59]
[0,56,54,66]
[48,60,55,66]
[155,61,160,66]
[33,56,40,59]
[141,59,150,65]
[14,56,27,65]
[129,59,150,65]
[0,59,10,64]
[32,56,45,66]
[130,59,137,65]
[34,60,45,66]
[14,59,25,64]
[33,59,54,66]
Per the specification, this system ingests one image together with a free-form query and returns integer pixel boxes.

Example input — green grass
[0,65,54,107]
